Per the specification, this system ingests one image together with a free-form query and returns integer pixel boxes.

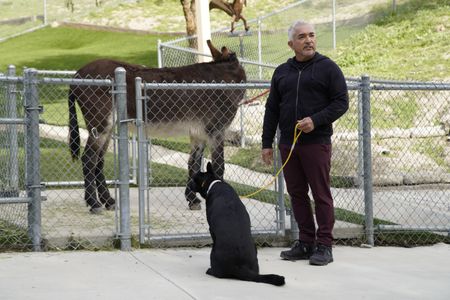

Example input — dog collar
[207,180,222,195]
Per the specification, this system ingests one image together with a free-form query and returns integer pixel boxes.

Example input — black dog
[191,162,285,286]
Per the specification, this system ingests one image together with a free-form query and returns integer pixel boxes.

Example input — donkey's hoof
[189,201,202,211]
[90,207,103,214]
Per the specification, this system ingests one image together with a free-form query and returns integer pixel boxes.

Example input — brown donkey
[69,40,246,213]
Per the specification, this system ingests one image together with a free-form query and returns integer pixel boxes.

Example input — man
[261,20,348,266]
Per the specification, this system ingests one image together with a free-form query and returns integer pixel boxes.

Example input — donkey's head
[207,40,237,62]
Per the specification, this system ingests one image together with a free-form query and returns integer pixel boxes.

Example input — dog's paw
[189,200,202,210]
[89,207,103,214]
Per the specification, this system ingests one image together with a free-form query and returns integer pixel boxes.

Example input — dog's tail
[254,273,285,286]
[233,267,285,286]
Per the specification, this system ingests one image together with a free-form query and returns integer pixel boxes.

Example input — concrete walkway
[1,244,449,300]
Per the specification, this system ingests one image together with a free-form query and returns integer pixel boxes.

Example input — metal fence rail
[1,67,449,251]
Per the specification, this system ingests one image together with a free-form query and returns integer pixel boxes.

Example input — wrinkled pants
[279,143,334,246]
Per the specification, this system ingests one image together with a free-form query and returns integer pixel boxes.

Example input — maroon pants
[279,143,334,246]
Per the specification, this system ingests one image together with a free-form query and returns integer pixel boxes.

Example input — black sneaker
[309,244,333,266]
[280,240,314,261]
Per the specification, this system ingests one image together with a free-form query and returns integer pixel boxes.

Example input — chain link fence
[1,65,449,251]
[159,0,398,80]
[0,67,28,250]
[0,68,131,251]
[133,81,367,248]
[0,68,42,251]
[135,82,291,247]
[369,81,450,246]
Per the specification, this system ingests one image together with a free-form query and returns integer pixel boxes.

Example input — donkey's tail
[68,89,81,160]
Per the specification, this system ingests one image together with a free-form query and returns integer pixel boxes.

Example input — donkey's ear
[221,46,230,59]
[206,162,213,173]
[207,40,222,61]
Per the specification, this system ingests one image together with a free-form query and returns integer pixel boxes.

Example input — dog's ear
[207,162,213,174]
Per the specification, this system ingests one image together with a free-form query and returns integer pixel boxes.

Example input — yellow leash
[240,126,302,199]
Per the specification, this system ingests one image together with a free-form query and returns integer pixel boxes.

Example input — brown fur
[68,40,246,213]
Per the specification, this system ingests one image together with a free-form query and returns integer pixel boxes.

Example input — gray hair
[288,20,315,41]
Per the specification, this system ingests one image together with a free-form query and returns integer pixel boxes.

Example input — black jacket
[262,53,349,148]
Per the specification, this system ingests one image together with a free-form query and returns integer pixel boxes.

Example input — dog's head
[190,162,220,199]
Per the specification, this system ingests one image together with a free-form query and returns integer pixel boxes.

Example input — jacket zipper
[295,69,302,121]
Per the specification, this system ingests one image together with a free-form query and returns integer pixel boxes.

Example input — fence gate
[0,67,135,251]
[134,81,291,247]
[0,67,41,251]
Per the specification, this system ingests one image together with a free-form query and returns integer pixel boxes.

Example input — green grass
[371,91,420,129]
[375,231,450,247]
[0,133,188,186]
[0,26,172,72]
[0,221,31,251]
[413,138,450,173]
[1,0,448,81]
[229,146,272,174]
[151,137,192,154]
[334,0,450,80]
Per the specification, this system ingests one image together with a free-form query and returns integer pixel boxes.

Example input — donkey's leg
[241,16,250,31]
[96,130,115,210]
[210,131,225,179]
[81,136,103,214]
[185,137,205,210]
[96,155,115,210]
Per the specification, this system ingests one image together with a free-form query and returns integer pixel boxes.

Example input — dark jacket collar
[288,52,326,69]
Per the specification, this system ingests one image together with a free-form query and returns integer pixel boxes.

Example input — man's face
[288,24,316,61]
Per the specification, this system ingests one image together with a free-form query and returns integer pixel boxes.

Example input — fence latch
[25,105,44,114]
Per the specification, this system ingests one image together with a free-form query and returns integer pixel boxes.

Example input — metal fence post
[115,67,131,251]
[361,75,374,246]
[257,17,262,80]
[24,68,41,251]
[275,129,286,236]
[135,77,148,244]
[357,81,363,187]
[131,132,137,184]
[7,65,19,193]
[157,39,162,68]
[275,128,291,238]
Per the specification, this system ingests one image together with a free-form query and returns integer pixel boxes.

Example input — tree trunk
[180,0,197,48]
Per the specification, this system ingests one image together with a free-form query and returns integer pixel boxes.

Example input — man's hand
[297,117,315,133]
[261,148,273,165]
